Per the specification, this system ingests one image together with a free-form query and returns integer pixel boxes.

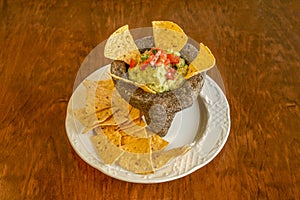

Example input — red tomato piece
[155,58,163,66]
[160,51,168,61]
[129,59,137,68]
[145,54,155,64]
[164,58,171,65]
[167,54,180,64]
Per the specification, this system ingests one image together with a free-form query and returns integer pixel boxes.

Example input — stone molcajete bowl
[110,36,205,137]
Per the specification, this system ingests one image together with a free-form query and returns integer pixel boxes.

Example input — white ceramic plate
[65,65,230,183]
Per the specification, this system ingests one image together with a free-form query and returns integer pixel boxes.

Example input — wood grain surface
[0,0,299,199]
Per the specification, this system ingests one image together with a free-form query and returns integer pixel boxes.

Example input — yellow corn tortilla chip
[97,126,122,147]
[110,73,156,94]
[120,132,151,153]
[118,125,147,138]
[104,25,140,64]
[93,97,112,112]
[120,115,147,129]
[82,123,100,134]
[128,107,142,121]
[91,129,124,165]
[95,108,113,122]
[117,152,154,174]
[150,134,169,152]
[152,21,188,52]
[94,86,113,102]
[82,80,98,114]
[83,80,113,113]
[110,88,131,115]
[121,126,148,138]
[119,108,146,135]
[83,79,97,90]
[99,109,128,126]
[73,108,113,133]
[127,106,143,121]
[185,65,198,80]
[97,79,114,90]
[151,145,191,170]
[135,117,147,127]
[94,80,115,111]
[185,43,216,79]
[73,108,98,128]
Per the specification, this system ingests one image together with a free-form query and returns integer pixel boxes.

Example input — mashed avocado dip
[128,48,188,93]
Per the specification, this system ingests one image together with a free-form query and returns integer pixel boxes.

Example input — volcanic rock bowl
[110,40,205,136]
[111,66,205,137]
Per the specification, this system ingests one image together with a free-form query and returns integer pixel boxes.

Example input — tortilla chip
[91,129,124,165]
[110,73,156,94]
[122,126,148,138]
[94,86,113,102]
[185,65,198,80]
[119,114,147,137]
[120,132,151,153]
[99,111,128,126]
[150,134,169,152]
[120,115,147,129]
[117,152,154,174]
[151,145,191,170]
[152,21,188,52]
[82,123,100,134]
[104,25,140,64]
[93,97,111,112]
[97,126,122,147]
[82,80,98,113]
[127,106,142,121]
[83,79,97,90]
[74,106,113,134]
[73,108,98,127]
[94,80,115,110]
[82,79,113,113]
[110,88,131,114]
[185,43,215,79]
[97,79,114,90]
[134,117,147,127]
[95,108,113,122]
[98,89,130,126]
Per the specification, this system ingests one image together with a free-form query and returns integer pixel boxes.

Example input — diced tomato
[167,54,180,64]
[160,51,168,61]
[155,58,163,66]
[129,59,137,68]
[139,54,154,70]
[150,50,161,66]
[144,54,155,64]
[164,58,171,66]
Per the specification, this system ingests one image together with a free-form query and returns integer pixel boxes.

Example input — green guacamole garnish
[128,48,188,93]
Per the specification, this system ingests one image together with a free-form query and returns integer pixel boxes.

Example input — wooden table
[1,0,299,199]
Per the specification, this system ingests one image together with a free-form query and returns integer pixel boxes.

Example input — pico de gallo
[128,48,188,93]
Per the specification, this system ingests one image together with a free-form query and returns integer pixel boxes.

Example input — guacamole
[128,48,188,93]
